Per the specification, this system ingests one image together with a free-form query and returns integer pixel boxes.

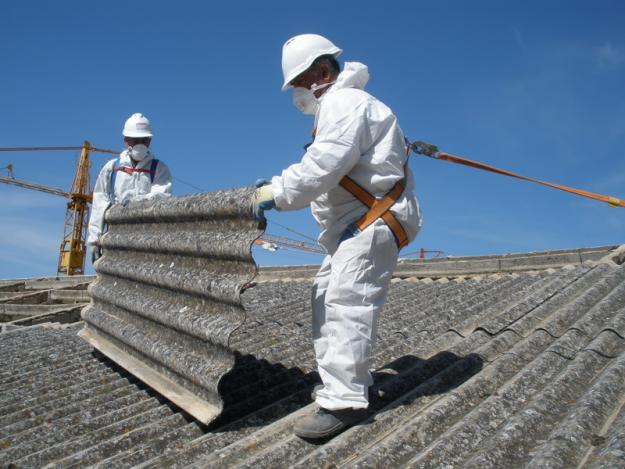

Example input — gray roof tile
[2,244,625,467]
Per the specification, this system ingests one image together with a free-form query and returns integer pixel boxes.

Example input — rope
[410,140,625,208]
[265,216,319,243]
[171,176,206,193]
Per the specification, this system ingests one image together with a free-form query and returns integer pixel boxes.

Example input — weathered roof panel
[1,247,625,467]
[0,276,91,332]
[80,188,263,424]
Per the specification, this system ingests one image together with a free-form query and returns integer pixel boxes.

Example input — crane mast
[1,142,329,274]
[58,141,92,275]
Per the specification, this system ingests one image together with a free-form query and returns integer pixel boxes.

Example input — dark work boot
[293,407,368,439]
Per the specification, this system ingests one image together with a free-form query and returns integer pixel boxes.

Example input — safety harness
[337,141,411,249]
[308,126,411,249]
[340,136,625,249]
[109,158,159,202]
[306,119,625,251]
[339,164,410,249]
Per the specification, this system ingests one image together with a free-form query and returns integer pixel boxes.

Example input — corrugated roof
[80,188,263,424]
[0,276,91,332]
[2,248,625,467]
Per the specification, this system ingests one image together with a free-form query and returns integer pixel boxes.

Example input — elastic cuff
[270,175,286,209]
[315,394,369,411]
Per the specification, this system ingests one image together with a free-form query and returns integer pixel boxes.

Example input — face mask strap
[310,80,335,93]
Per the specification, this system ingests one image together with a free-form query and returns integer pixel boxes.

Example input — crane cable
[0,147,329,245]
[409,141,625,208]
[5,143,623,207]
[264,216,319,243]
[0,145,209,192]
[0,146,119,154]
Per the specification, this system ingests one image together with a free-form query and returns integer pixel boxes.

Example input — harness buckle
[410,140,440,158]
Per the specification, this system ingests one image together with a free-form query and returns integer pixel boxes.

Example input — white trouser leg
[314,220,399,410]
[312,255,332,369]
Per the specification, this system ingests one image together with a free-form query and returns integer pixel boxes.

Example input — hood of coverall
[314,62,370,128]
[322,62,370,97]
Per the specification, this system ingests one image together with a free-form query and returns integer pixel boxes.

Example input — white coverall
[271,62,422,409]
[87,149,172,246]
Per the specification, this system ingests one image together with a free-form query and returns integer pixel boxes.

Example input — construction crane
[1,145,430,270]
[0,174,70,198]
[2,142,332,272]
[0,141,117,275]
[0,142,325,274]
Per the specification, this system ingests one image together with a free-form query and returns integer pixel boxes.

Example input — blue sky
[2,0,625,278]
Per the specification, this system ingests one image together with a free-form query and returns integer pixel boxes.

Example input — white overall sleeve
[133,160,173,201]
[272,96,369,211]
[87,161,113,246]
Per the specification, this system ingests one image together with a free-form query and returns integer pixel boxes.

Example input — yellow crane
[0,141,117,275]
[1,143,327,274]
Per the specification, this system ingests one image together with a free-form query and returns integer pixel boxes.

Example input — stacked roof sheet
[1,246,625,467]
[80,188,263,424]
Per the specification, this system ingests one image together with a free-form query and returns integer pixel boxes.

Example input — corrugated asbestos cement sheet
[79,187,263,424]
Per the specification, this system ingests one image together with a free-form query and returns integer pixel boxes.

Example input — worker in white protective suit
[252,34,421,439]
[87,113,172,263]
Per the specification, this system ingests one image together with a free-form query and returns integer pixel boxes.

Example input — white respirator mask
[292,81,335,115]
[128,144,149,161]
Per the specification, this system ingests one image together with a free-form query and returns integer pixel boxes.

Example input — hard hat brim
[123,130,154,138]
[281,48,342,91]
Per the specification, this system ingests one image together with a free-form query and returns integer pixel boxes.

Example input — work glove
[251,180,276,222]
[91,246,103,264]
[338,223,361,245]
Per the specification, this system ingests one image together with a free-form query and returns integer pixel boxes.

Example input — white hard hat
[123,113,153,138]
[281,34,342,91]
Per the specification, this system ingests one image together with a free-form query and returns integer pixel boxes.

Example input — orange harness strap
[339,169,409,249]
[310,127,410,248]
